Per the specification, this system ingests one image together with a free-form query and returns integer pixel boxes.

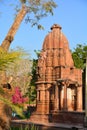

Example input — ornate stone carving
[33,24,83,123]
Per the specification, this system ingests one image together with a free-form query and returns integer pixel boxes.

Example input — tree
[1,0,57,51]
[27,58,37,103]
[0,48,29,130]
[12,87,27,105]
[0,1,57,129]
[27,50,40,103]
[0,0,57,88]
[72,44,87,110]
[0,47,27,84]
[6,55,32,96]
[72,44,87,69]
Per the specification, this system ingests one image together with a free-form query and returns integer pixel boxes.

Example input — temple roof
[42,24,74,67]
[37,24,82,85]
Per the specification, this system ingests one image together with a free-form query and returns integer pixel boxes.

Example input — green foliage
[42,0,57,15]
[34,50,40,58]
[30,50,40,86]
[0,87,4,94]
[0,47,28,71]
[72,44,87,69]
[26,50,40,102]
[15,0,57,29]
[30,59,38,85]
[0,47,30,118]
[10,124,38,130]
[20,0,26,3]
[0,1,57,29]
[0,95,25,118]
[6,48,31,96]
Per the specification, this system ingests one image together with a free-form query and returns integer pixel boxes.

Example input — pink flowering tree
[12,87,27,107]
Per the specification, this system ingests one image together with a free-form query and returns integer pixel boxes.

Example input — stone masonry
[30,24,84,125]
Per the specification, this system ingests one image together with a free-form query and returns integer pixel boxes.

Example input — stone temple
[30,24,84,125]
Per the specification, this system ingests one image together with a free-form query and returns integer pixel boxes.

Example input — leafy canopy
[0,47,28,71]
[1,0,57,29]
[72,44,87,69]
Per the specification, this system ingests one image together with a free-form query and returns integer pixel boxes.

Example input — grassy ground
[10,124,38,130]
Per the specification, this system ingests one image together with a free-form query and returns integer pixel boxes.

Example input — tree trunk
[0,102,12,130]
[0,4,27,84]
[0,5,27,130]
[1,5,27,51]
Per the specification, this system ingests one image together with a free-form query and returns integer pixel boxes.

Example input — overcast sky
[0,0,87,58]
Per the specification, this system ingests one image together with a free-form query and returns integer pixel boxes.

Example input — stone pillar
[36,83,50,114]
[60,85,64,110]
[71,87,77,111]
[77,86,82,111]
[45,89,50,114]
[37,90,40,101]
[54,84,59,111]
[41,84,47,114]
[67,87,73,111]
[63,83,67,110]
[36,84,46,114]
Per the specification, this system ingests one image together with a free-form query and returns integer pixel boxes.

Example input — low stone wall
[51,111,85,125]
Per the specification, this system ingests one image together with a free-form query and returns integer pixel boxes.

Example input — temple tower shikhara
[30,24,84,124]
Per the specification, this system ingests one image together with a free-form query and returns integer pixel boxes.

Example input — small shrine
[30,24,84,125]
